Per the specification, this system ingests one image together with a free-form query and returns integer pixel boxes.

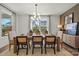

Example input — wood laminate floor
[0,46,72,56]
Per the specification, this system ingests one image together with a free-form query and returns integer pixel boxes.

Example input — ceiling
[2,3,77,15]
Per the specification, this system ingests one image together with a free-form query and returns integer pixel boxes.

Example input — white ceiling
[2,3,77,15]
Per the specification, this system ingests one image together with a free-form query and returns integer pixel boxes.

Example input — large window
[30,16,49,34]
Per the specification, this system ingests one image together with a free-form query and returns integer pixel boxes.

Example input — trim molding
[0,4,16,14]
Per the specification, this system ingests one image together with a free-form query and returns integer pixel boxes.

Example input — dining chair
[56,31,63,48]
[27,30,33,48]
[45,36,56,54]
[8,31,14,51]
[32,36,43,54]
[16,36,28,55]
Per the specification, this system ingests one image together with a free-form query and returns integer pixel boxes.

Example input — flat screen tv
[65,22,79,35]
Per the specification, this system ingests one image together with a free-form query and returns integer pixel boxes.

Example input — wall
[60,4,79,26]
[0,10,8,48]
[16,14,30,35]
[16,15,60,36]
[50,15,60,35]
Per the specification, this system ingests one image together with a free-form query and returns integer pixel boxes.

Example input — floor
[63,43,79,56]
[0,46,72,56]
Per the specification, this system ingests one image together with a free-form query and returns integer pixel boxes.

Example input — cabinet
[63,34,79,48]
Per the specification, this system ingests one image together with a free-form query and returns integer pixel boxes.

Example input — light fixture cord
[35,4,38,20]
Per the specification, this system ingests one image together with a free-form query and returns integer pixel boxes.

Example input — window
[30,16,49,34]
[1,14,12,36]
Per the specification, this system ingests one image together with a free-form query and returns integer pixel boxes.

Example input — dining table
[13,35,60,53]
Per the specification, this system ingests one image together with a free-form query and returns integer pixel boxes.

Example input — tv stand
[63,34,79,49]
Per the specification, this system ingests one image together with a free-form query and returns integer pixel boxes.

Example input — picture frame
[65,12,74,24]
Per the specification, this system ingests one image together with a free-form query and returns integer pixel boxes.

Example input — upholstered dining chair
[32,36,43,54]
[45,36,56,54]
[56,31,63,48]
[16,36,28,55]
[8,31,14,51]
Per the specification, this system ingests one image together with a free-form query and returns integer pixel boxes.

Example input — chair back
[8,31,12,40]
[8,31,16,45]
[8,32,11,42]
[57,31,63,39]
[32,36,43,43]
[8,31,16,41]
[8,31,13,44]
[16,36,28,44]
[45,36,56,43]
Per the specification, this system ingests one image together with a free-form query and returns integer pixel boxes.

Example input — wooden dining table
[13,35,60,53]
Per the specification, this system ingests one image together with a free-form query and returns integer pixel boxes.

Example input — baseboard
[63,42,78,50]
[0,44,9,53]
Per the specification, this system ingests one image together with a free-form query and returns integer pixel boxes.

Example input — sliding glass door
[1,14,12,36]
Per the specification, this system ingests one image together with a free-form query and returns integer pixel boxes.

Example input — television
[65,22,79,35]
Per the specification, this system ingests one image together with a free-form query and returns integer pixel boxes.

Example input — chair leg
[17,45,19,55]
[54,44,56,54]
[21,45,24,48]
[26,45,28,55]
[61,42,63,49]
[9,44,11,51]
[41,44,43,54]
[29,43,30,49]
[32,45,34,54]
[45,44,47,54]
[51,45,53,48]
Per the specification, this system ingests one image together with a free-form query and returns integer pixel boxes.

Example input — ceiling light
[31,4,40,20]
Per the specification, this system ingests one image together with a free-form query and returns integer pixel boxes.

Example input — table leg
[14,38,17,53]
[14,44,17,53]
[57,39,60,51]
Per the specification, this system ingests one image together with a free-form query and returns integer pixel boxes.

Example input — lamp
[57,25,63,31]
[31,4,40,20]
